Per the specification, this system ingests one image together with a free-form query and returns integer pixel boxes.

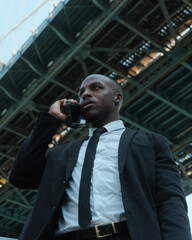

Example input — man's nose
[82,89,92,99]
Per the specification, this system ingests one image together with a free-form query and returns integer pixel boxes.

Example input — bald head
[80,74,123,109]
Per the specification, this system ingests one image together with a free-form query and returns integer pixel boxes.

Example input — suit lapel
[118,128,138,172]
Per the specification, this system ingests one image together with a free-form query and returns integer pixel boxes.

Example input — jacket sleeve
[154,134,191,239]
[9,112,61,189]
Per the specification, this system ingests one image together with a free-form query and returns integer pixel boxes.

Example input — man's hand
[48,99,77,123]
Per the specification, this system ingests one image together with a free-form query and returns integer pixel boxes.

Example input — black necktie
[78,127,106,228]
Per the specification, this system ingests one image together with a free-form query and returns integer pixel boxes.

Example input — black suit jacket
[9,112,191,240]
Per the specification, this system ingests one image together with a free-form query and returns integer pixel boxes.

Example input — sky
[0,0,192,235]
[0,0,58,64]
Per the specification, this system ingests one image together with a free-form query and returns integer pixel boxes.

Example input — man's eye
[93,85,101,90]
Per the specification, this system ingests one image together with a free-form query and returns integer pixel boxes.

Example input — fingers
[48,98,78,124]
[60,98,77,109]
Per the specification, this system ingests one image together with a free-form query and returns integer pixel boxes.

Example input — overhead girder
[21,56,46,77]
[48,24,75,46]
[0,167,7,178]
[120,113,175,146]
[91,0,110,11]
[30,103,49,112]
[0,152,14,160]
[50,78,78,95]
[0,224,19,238]
[114,15,165,51]
[16,190,33,208]
[88,54,192,120]
[32,41,45,67]
[156,70,192,93]
[92,0,164,51]
[174,155,191,181]
[113,10,192,75]
[182,62,192,73]
[0,145,19,149]
[172,135,192,155]
[120,114,149,132]
[6,198,32,210]
[0,82,20,101]
[115,14,192,76]
[7,70,20,94]
[2,124,27,138]
[76,55,89,76]
[88,54,141,89]
[181,0,192,7]
[62,6,73,36]
[159,0,178,44]
[121,42,192,108]
[142,105,168,124]
[0,0,128,129]
[0,185,17,204]
[173,82,192,103]
[88,47,157,54]
[148,90,192,119]
[0,209,26,224]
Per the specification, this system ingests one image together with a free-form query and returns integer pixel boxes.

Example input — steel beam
[0,224,19,238]
[50,79,78,95]
[182,62,192,73]
[32,41,45,67]
[6,199,32,210]
[89,54,192,119]
[88,47,156,53]
[120,113,175,146]
[91,0,110,11]
[0,144,19,149]
[0,152,14,159]
[114,15,164,51]
[148,90,192,119]
[0,0,128,129]
[2,125,27,138]
[0,209,26,224]
[89,55,192,122]
[7,70,19,93]
[48,24,75,46]
[0,82,20,101]
[0,168,7,178]
[159,0,178,44]
[181,0,192,7]
[21,56,46,77]
[88,54,141,89]
[123,42,192,108]
[16,191,33,208]
[76,56,89,76]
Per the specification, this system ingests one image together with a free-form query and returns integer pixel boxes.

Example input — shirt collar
[89,120,125,137]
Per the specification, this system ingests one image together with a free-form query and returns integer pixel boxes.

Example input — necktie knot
[93,127,106,136]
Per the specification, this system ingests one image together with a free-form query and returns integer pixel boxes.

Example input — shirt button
[63,180,65,184]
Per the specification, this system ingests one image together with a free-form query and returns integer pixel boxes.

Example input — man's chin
[84,111,99,123]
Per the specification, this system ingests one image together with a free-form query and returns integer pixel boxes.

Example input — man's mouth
[82,101,95,110]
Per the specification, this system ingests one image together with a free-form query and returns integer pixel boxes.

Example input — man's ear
[114,93,123,105]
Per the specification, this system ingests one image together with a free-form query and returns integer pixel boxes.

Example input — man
[9,74,191,240]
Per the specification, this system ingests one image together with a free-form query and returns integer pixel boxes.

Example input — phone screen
[66,102,86,127]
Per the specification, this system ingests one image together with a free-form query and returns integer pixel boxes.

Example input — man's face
[78,75,119,126]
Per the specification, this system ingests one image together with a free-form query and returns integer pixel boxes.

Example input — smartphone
[66,102,87,127]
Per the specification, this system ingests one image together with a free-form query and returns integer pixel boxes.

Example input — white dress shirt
[55,120,126,236]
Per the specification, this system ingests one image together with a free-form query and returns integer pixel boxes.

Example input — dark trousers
[55,231,130,240]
